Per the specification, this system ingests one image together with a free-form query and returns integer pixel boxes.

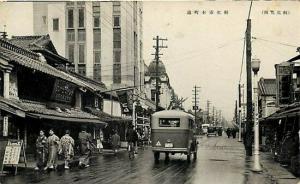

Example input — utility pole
[207,100,211,124]
[212,106,215,126]
[152,36,167,112]
[245,18,253,156]
[238,84,242,142]
[192,86,201,127]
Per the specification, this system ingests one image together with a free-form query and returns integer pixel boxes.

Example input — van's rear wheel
[154,152,160,161]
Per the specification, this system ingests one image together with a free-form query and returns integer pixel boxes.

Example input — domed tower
[144,60,172,110]
[146,60,167,76]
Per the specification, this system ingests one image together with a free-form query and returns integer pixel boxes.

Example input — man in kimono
[78,126,92,168]
[59,130,74,169]
[35,130,48,170]
[45,129,60,170]
[111,130,120,154]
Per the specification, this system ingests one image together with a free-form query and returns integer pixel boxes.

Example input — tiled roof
[258,78,276,96]
[0,38,99,92]
[10,35,58,54]
[0,97,105,124]
[10,35,70,64]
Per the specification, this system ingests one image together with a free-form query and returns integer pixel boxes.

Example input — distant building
[32,1,144,91]
[258,78,278,118]
[144,60,174,110]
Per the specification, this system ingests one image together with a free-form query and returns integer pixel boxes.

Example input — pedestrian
[126,125,138,155]
[59,130,74,169]
[232,128,237,139]
[111,130,120,154]
[78,126,92,168]
[226,128,231,138]
[35,130,48,170]
[45,129,60,170]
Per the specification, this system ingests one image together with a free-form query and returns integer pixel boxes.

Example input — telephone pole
[152,36,167,112]
[238,84,242,142]
[192,86,201,127]
[245,14,253,156]
[207,100,211,124]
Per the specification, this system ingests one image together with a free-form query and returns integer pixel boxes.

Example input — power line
[252,36,299,48]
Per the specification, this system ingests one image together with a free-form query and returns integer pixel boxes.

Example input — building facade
[258,78,278,118]
[144,60,174,110]
[33,1,144,91]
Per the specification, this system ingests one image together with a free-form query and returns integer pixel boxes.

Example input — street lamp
[251,58,262,172]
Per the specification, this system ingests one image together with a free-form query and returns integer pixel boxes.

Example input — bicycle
[128,142,135,159]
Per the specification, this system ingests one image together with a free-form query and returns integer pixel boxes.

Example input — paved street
[1,135,291,184]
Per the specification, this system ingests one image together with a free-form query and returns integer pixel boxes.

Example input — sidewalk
[259,152,299,184]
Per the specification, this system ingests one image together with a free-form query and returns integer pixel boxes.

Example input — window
[78,44,85,63]
[77,1,85,6]
[93,29,101,64]
[113,50,121,63]
[53,18,59,31]
[78,29,86,41]
[78,64,86,76]
[67,9,74,28]
[93,2,100,28]
[67,30,75,41]
[113,28,121,48]
[113,16,120,27]
[94,51,101,64]
[159,118,180,127]
[113,1,120,13]
[66,2,74,6]
[93,64,101,82]
[113,63,121,83]
[78,8,85,28]
[68,44,75,62]
[93,29,101,49]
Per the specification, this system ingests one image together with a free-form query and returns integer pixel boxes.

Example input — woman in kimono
[78,126,92,168]
[45,129,60,170]
[35,130,48,170]
[59,130,74,169]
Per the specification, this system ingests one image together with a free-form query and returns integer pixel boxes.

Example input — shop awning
[85,107,132,122]
[260,104,300,122]
[0,97,106,125]
[27,113,104,124]
[0,101,25,117]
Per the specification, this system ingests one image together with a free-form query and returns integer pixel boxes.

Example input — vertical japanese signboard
[117,90,133,115]
[275,62,294,107]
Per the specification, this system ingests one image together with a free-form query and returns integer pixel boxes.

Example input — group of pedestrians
[226,128,237,138]
[35,127,92,171]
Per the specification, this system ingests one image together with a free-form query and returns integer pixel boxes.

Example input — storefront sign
[3,140,22,165]
[3,116,8,137]
[117,90,133,114]
[51,79,76,103]
[1,140,27,175]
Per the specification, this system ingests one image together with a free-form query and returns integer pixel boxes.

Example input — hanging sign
[51,79,76,103]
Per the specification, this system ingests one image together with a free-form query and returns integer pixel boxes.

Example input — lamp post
[252,58,262,172]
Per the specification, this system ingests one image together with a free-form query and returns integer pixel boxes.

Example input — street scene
[0,1,300,184]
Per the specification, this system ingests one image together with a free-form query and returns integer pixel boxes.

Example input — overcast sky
[1,1,300,121]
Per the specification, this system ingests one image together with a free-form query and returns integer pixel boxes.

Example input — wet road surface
[1,135,275,184]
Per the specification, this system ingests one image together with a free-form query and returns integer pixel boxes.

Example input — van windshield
[159,118,180,127]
